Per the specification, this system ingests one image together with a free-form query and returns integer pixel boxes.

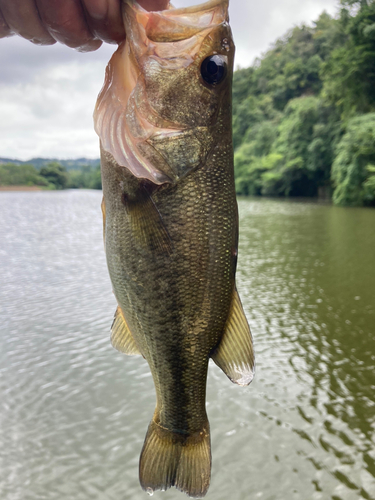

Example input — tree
[272,96,339,196]
[68,165,102,189]
[321,1,375,119]
[231,1,375,205]
[39,162,68,190]
[331,113,375,205]
[0,163,48,187]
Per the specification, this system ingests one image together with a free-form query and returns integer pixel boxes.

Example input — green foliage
[320,1,375,119]
[39,162,69,190]
[0,163,48,187]
[231,17,337,149]
[234,146,283,196]
[234,119,281,195]
[67,165,102,189]
[331,113,375,205]
[274,97,320,164]
[234,95,341,197]
[0,162,102,190]
[232,2,375,206]
[364,164,375,201]
[262,157,304,196]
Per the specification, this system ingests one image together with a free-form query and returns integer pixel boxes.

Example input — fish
[94,0,255,497]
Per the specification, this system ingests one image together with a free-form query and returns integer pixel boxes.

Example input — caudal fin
[139,418,211,498]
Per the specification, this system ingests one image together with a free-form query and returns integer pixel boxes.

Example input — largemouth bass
[94,0,254,497]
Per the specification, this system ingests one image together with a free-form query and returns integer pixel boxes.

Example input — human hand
[0,0,170,52]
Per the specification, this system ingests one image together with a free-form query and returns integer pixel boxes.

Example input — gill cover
[94,0,232,185]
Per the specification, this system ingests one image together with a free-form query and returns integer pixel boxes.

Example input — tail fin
[139,418,211,498]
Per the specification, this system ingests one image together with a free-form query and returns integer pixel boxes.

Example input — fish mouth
[160,0,228,14]
[133,0,228,17]
[126,0,229,43]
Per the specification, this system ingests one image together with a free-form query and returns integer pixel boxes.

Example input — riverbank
[0,185,43,191]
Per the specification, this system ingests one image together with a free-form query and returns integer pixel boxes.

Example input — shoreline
[0,186,44,192]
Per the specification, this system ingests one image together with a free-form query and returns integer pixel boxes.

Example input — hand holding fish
[0,0,169,51]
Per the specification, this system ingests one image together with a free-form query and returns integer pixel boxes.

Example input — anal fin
[111,306,142,356]
[211,288,255,386]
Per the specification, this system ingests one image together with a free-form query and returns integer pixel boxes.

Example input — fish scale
[103,136,236,423]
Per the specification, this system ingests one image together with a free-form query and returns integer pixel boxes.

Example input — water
[0,190,374,500]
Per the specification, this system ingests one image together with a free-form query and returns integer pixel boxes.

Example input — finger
[35,0,102,52]
[0,0,55,45]
[0,7,13,39]
[81,0,125,44]
[138,0,170,10]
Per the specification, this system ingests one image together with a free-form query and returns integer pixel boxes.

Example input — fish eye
[200,55,227,86]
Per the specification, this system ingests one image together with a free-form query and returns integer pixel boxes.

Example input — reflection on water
[0,191,374,500]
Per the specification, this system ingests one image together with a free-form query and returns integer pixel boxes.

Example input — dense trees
[0,163,49,187]
[39,162,69,190]
[233,0,375,206]
[0,162,102,190]
[331,113,375,205]
[66,164,102,189]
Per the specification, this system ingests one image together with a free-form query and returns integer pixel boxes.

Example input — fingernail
[84,0,107,20]
[76,39,103,52]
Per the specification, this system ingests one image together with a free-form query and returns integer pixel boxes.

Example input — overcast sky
[0,0,340,161]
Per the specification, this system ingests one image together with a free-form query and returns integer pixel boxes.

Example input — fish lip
[131,0,229,15]
[153,0,229,15]
[123,0,231,53]
[124,0,230,40]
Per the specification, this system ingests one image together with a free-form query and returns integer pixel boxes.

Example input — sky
[0,0,340,161]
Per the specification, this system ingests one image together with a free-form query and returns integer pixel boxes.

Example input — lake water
[0,190,374,500]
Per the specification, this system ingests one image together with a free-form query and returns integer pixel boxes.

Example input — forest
[232,0,375,206]
[0,162,102,190]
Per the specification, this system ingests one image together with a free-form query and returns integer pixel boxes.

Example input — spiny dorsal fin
[111,306,142,356]
[211,289,255,386]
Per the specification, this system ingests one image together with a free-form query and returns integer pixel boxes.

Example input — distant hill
[0,157,100,171]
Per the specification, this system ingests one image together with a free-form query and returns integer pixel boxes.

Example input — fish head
[128,0,234,127]
[94,0,235,184]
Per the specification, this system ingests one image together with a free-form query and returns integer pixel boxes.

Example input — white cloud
[0,0,340,160]
[0,37,115,160]
[230,0,339,68]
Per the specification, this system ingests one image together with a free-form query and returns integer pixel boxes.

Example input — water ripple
[0,192,374,500]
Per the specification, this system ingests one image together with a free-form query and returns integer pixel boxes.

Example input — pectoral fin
[124,185,173,255]
[111,306,142,356]
[211,289,255,386]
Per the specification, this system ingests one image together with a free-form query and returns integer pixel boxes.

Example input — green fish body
[94,0,254,496]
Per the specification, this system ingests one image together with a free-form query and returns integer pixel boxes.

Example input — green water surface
[0,192,374,500]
